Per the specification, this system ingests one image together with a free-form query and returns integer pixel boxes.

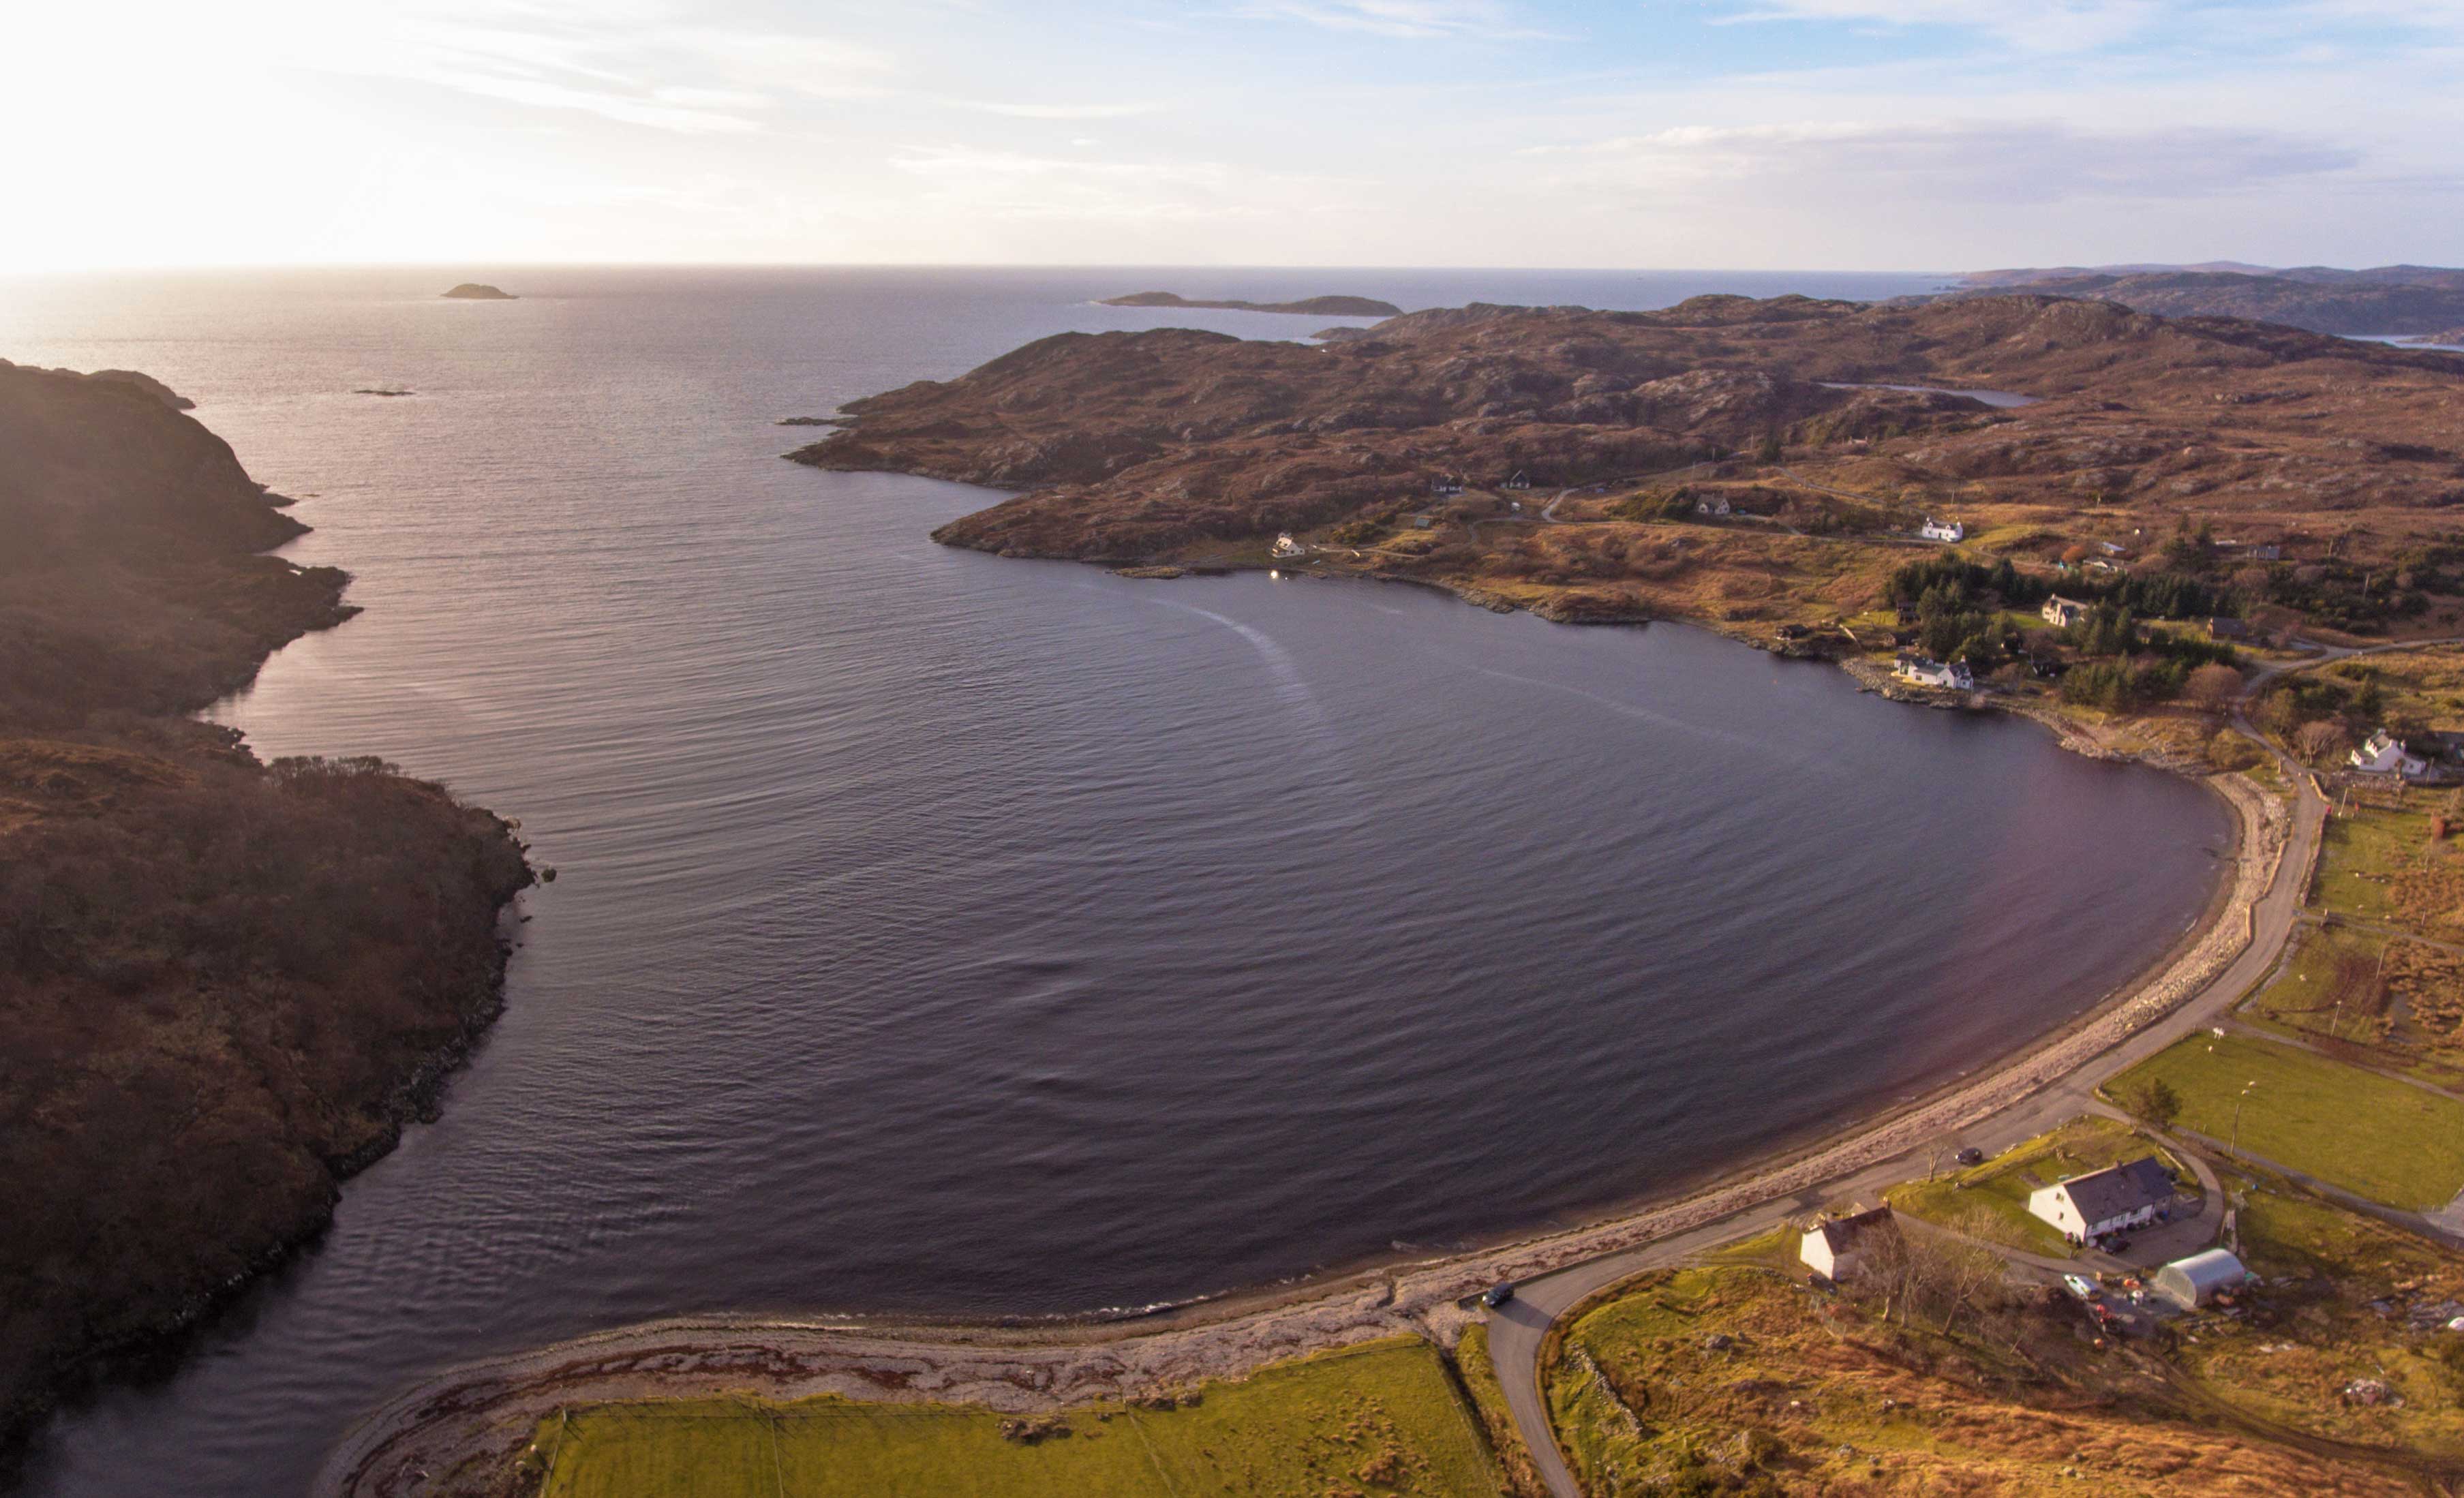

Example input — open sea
[0,266,2228,1495]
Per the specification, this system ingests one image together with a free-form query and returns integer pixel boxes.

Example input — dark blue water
[0,266,2223,1495]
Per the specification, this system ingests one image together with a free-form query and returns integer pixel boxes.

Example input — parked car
[2063,1274,2098,1300]
[1955,1147,1986,1167]
[1482,1283,1515,1309]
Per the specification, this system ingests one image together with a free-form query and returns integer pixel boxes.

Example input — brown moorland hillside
[0,361,534,1450]
[790,294,2464,641]
[1936,270,2464,335]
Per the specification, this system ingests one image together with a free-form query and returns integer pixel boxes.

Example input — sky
[4,0,2460,272]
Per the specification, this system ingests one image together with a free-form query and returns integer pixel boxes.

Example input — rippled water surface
[0,266,2228,1495]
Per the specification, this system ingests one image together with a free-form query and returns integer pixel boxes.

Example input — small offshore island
[0,359,535,1448]
[442,282,516,300]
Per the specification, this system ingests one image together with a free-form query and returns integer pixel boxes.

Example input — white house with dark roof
[1919,517,1965,542]
[2027,1156,2177,1241]
[1799,1206,1900,1283]
[2351,729,2430,780]
[1894,654,1973,691]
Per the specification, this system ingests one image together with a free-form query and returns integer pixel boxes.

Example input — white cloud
[1706,0,2161,50]
[1232,0,1557,41]
[934,98,1163,119]
[279,4,900,132]
[1532,118,2358,204]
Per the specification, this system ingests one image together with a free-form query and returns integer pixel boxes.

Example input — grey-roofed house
[2026,1155,2178,1241]
[1799,1206,1900,1283]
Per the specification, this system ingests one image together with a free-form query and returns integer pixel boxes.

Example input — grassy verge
[526,1336,1503,1498]
[1887,1116,2184,1257]
[1454,1324,1544,1498]
[2104,1032,2464,1209]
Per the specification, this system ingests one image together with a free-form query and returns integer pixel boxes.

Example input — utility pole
[2230,1080,2259,1157]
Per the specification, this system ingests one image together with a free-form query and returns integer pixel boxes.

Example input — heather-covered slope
[790,294,2464,570]
[1943,268,2464,335]
[0,362,534,1449]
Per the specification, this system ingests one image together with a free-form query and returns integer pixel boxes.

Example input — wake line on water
[1131,594,1369,808]
[1455,662,1810,771]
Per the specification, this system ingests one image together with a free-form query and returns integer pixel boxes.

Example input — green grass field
[2245,923,2389,1033]
[2104,1031,2464,1209]
[530,1337,1503,1498]
[1886,1116,2184,1256]
[2313,804,2449,928]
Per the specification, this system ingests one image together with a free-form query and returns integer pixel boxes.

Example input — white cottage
[2350,729,2429,780]
[1919,518,1965,542]
[2027,1156,2176,1242]
[1270,532,1308,560]
[1800,1206,1899,1283]
[1894,654,1974,691]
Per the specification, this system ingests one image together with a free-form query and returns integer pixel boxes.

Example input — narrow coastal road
[1489,747,2328,1497]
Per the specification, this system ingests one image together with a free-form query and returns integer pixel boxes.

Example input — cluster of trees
[2052,604,2242,709]
[2104,569,2233,620]
[1891,555,2053,611]
[1887,557,2243,705]
[2253,557,2435,635]
[2151,515,2463,635]
[2253,660,2449,765]
[1890,557,2051,669]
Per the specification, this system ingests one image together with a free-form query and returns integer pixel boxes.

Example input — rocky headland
[1099,290,1402,317]
[0,358,194,411]
[0,361,535,1452]
[442,283,515,300]
[788,294,2464,646]
[1931,264,2464,336]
